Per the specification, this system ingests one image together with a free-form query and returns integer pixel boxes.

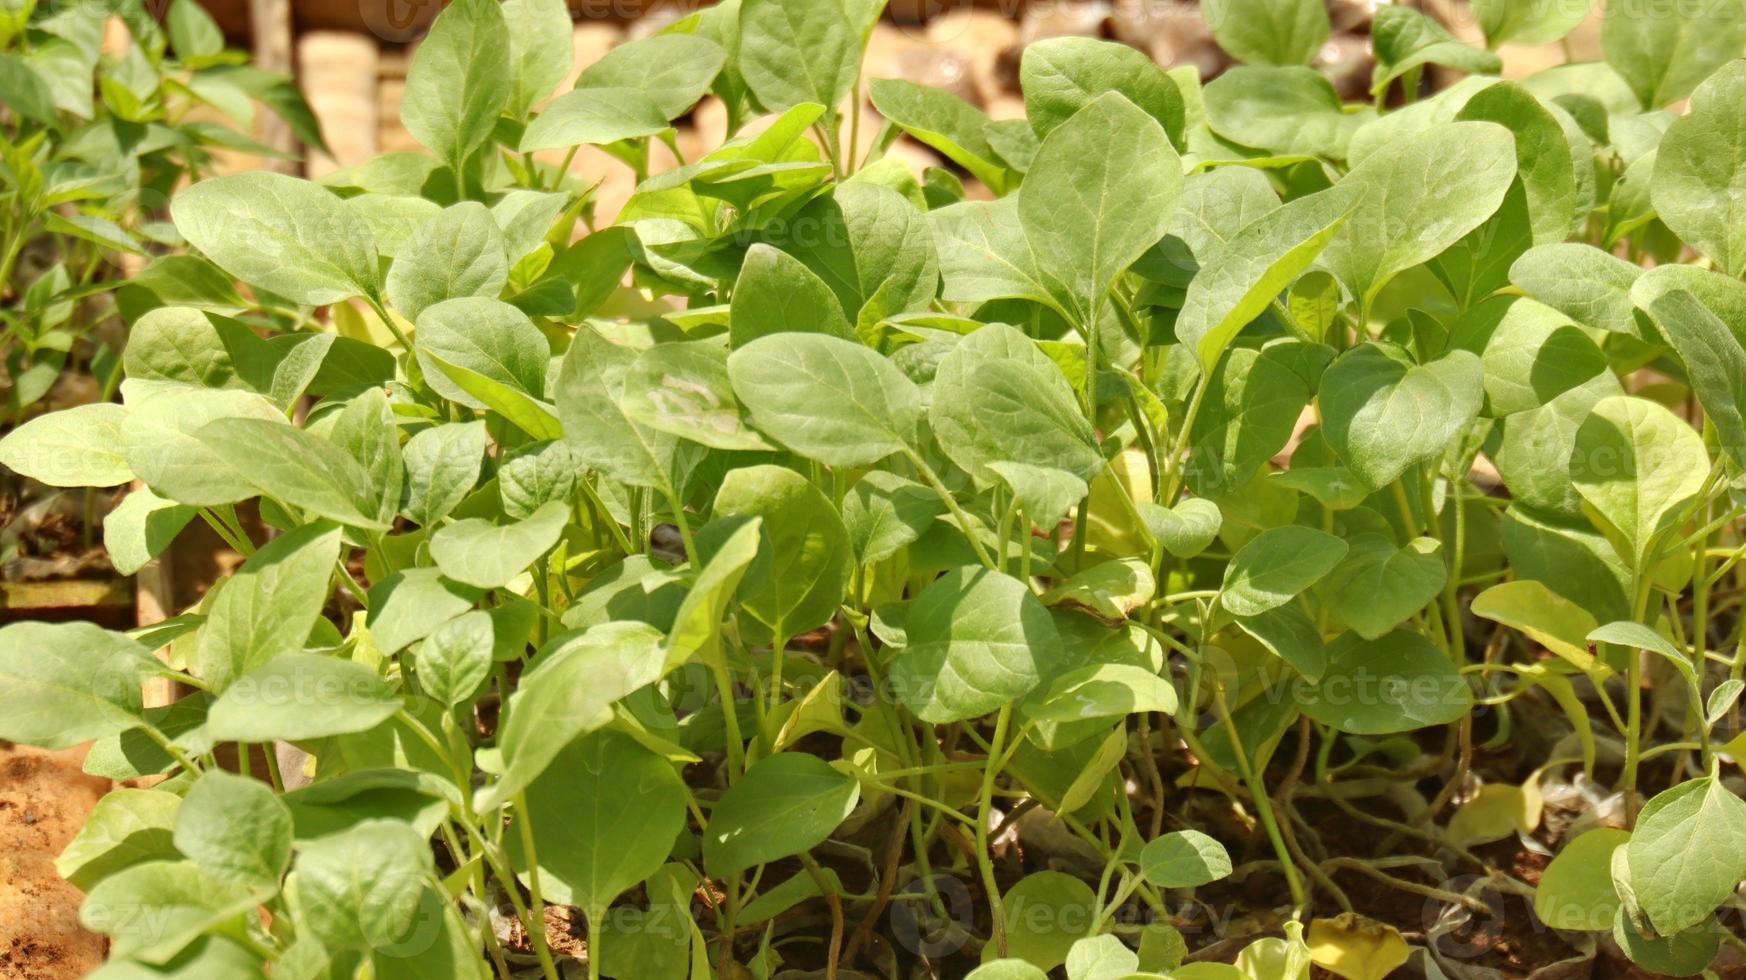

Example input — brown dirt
[0,745,108,980]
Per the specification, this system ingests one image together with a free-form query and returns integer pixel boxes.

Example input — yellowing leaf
[1445,783,1541,849]
[1307,914,1410,980]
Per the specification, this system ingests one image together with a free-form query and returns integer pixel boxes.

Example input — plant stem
[976,705,1013,957]
[1210,679,1307,911]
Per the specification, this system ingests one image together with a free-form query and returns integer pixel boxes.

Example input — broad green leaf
[576,33,724,120]
[1140,829,1232,887]
[79,861,258,963]
[703,752,859,876]
[1169,166,1282,262]
[663,518,763,675]
[1186,344,1326,496]
[1024,663,1177,731]
[1626,776,1746,935]
[1019,92,1182,323]
[1318,344,1484,491]
[1471,579,1602,671]
[1495,372,1622,518]
[1202,0,1330,65]
[1475,0,1594,47]
[1370,5,1502,92]
[385,202,509,321]
[366,568,483,657]
[1303,630,1472,734]
[930,323,1103,483]
[557,325,691,491]
[1202,66,1369,160]
[1638,290,1746,472]
[1042,559,1156,620]
[430,500,568,589]
[402,421,487,528]
[1449,297,1606,417]
[728,333,921,466]
[1611,912,1720,977]
[623,340,771,452]
[1140,497,1223,560]
[1456,82,1579,246]
[1176,189,1350,374]
[174,770,292,890]
[1535,827,1628,930]
[989,872,1097,971]
[842,471,943,566]
[1652,61,1746,277]
[890,566,1066,724]
[520,86,670,151]
[1570,395,1710,569]
[483,622,667,810]
[0,401,131,487]
[294,820,434,950]
[1319,122,1517,313]
[1221,526,1348,617]
[196,523,342,692]
[415,297,549,410]
[0,622,151,749]
[1603,0,1746,108]
[738,0,876,113]
[502,0,573,117]
[991,462,1091,533]
[868,77,1008,191]
[713,465,850,639]
[402,0,510,168]
[770,182,937,324]
[1020,37,1185,145]
[967,961,1050,980]
[728,243,853,347]
[415,611,494,708]
[196,418,389,530]
[1510,243,1646,337]
[55,789,181,891]
[206,654,401,742]
[512,729,686,913]
[171,172,380,306]
[1066,934,1142,980]
[499,441,580,520]
[1318,534,1446,641]
[929,198,1059,311]
[1235,603,1328,681]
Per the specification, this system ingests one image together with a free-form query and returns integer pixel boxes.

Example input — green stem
[1210,679,1307,910]
[976,705,1014,957]
[902,447,996,569]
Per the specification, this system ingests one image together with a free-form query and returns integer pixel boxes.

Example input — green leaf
[987,462,1089,536]
[402,421,487,528]
[1065,934,1142,980]
[1318,344,1484,491]
[1451,297,1607,417]
[1140,497,1223,560]
[576,33,724,120]
[930,324,1103,483]
[1475,0,1594,47]
[1042,559,1156,620]
[557,325,690,491]
[1020,37,1185,145]
[771,182,938,325]
[929,198,1059,312]
[989,871,1097,972]
[195,523,342,692]
[173,770,292,890]
[1603,0,1746,108]
[385,202,509,321]
[1318,534,1447,641]
[889,566,1066,724]
[1302,630,1472,734]
[1186,344,1326,497]
[869,77,1008,191]
[1534,827,1628,931]
[1176,189,1350,374]
[502,0,573,117]
[1202,0,1330,65]
[1611,911,1720,977]
[1570,395,1710,570]
[416,297,549,410]
[0,401,131,487]
[196,418,389,530]
[703,752,860,877]
[1319,122,1518,313]
[171,172,380,306]
[0,622,150,749]
[1202,66,1369,160]
[713,465,850,639]
[1652,61,1746,277]
[512,729,687,913]
[1626,776,1746,935]
[738,0,875,113]
[80,861,258,963]
[1235,603,1328,681]
[402,0,510,168]
[1510,243,1647,337]
[1024,663,1178,728]
[728,333,921,466]
[842,472,944,566]
[622,340,772,452]
[55,789,181,892]
[967,962,1050,980]
[1370,5,1502,92]
[1456,82,1580,246]
[728,243,853,347]
[520,86,671,151]
[663,518,763,675]
[166,0,223,61]
[1639,290,1746,472]
[483,622,667,810]
[431,500,568,590]
[1141,829,1233,888]
[1472,579,1603,671]
[1019,92,1182,323]
[294,819,434,950]
[206,654,401,742]
[415,611,494,708]
[1221,526,1348,618]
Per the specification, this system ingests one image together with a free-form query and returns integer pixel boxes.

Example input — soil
[0,745,108,980]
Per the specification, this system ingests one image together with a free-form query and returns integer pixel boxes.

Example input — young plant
[4,0,1746,977]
